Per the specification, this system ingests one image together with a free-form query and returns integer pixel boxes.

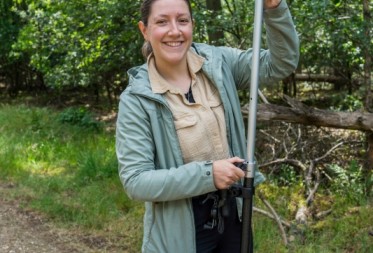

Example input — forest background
[0,0,372,252]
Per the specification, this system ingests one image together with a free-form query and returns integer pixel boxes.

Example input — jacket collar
[126,43,221,100]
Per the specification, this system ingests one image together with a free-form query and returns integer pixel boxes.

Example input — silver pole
[241,1,263,252]
[246,0,263,178]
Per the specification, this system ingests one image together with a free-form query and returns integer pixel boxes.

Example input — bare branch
[253,207,291,228]
[259,129,281,143]
[313,142,345,163]
[259,158,307,172]
[306,166,321,206]
[258,191,289,246]
[315,209,332,219]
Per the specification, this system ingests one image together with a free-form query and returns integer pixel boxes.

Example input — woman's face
[139,0,193,68]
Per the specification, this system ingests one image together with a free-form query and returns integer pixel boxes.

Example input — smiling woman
[138,0,194,93]
[115,0,299,252]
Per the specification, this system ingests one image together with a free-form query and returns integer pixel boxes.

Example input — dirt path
[0,183,127,253]
[0,198,71,253]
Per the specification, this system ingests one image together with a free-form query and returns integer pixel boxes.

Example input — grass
[0,103,143,251]
[0,103,372,252]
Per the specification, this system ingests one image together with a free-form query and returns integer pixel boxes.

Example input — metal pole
[241,0,263,252]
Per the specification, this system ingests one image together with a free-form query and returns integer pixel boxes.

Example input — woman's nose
[168,21,181,36]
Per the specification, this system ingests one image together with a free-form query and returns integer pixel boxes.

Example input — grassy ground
[0,102,372,252]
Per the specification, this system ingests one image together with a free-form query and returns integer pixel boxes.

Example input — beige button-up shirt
[148,50,230,164]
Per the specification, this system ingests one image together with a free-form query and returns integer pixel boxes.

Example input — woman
[116,0,299,252]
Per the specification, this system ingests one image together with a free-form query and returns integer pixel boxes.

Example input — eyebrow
[153,12,190,19]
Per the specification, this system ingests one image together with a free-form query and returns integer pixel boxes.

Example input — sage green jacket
[116,1,299,252]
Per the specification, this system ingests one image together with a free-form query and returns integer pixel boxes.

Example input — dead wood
[294,73,346,83]
[257,191,289,246]
[315,209,332,219]
[242,95,373,132]
[253,207,291,228]
[242,93,367,245]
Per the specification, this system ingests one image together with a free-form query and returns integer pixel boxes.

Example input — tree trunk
[282,73,296,97]
[363,0,372,111]
[241,95,373,132]
[206,0,224,45]
[294,73,347,84]
[365,132,373,196]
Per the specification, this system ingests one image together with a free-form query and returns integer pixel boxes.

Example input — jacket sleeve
[115,91,217,202]
[223,0,299,88]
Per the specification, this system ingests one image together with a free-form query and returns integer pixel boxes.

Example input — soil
[0,183,128,253]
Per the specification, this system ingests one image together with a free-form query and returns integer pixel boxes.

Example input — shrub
[57,107,102,131]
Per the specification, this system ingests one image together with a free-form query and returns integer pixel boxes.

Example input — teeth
[166,42,181,47]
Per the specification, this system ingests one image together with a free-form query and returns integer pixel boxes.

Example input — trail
[0,197,71,253]
[0,183,126,253]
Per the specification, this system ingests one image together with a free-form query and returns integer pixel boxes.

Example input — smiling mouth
[165,42,183,47]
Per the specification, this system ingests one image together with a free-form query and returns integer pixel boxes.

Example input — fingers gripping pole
[241,0,263,253]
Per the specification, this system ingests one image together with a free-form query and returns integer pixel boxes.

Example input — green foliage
[75,149,118,186]
[1,104,372,252]
[25,176,132,228]
[267,164,302,187]
[328,161,368,204]
[292,0,370,78]
[57,106,102,130]
[0,104,139,230]
[330,94,364,112]
[0,0,31,95]
[192,0,255,48]
[10,0,143,90]
[255,182,373,253]
[1,0,371,107]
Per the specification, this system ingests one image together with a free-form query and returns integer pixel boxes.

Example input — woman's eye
[156,20,167,25]
[179,19,189,24]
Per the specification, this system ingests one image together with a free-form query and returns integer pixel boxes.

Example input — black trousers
[192,192,242,253]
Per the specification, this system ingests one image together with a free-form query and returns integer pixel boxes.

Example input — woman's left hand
[264,0,281,9]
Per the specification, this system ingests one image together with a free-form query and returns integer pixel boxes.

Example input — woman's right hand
[212,157,246,190]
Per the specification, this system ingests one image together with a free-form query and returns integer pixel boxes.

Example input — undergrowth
[0,103,372,253]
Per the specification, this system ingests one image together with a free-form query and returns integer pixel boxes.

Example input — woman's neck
[154,59,191,93]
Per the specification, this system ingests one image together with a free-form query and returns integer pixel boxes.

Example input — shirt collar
[148,49,205,94]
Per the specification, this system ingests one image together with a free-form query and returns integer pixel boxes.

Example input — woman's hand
[264,0,281,9]
[212,157,246,190]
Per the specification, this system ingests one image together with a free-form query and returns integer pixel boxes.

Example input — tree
[292,1,365,89]
[362,0,372,111]
[0,0,37,96]
[10,0,143,105]
[205,0,224,45]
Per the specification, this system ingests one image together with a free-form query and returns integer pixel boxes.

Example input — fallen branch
[258,191,289,246]
[315,209,332,219]
[242,95,373,131]
[253,207,291,228]
[259,158,307,172]
[294,73,347,83]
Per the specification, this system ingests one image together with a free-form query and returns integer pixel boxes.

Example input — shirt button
[206,171,211,176]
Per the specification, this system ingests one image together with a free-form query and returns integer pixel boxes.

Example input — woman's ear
[138,21,148,41]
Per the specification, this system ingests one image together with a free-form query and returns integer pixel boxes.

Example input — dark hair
[140,0,193,58]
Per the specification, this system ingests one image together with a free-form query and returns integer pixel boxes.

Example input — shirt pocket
[208,96,225,128]
[207,87,225,115]
[174,113,197,130]
[173,113,206,163]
